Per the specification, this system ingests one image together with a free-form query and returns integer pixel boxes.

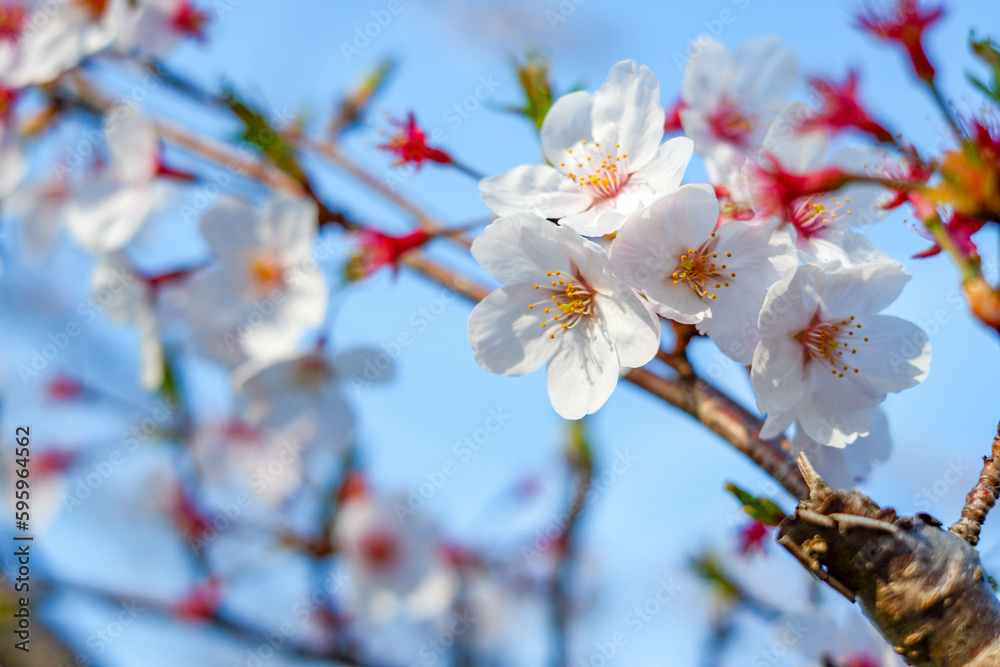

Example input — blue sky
[4,0,1000,665]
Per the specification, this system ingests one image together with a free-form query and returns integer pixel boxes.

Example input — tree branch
[950,424,1000,546]
[779,454,1000,666]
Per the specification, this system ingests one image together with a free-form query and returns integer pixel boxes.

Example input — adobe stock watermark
[749,616,810,667]
[409,610,477,667]
[52,599,146,667]
[912,458,972,513]
[348,286,458,394]
[671,0,754,72]
[63,395,181,513]
[394,407,511,523]
[235,566,350,667]
[578,577,682,666]
[522,449,638,562]
[340,0,411,62]
[177,106,295,224]
[17,266,143,384]
[385,75,502,190]
[188,436,306,553]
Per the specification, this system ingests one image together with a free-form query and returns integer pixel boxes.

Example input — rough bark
[779,455,1000,666]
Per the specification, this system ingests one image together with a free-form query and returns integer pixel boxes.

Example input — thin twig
[950,424,1000,546]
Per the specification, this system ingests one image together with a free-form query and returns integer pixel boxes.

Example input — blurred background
[1,0,999,665]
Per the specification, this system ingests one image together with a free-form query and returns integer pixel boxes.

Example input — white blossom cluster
[471,45,931,477]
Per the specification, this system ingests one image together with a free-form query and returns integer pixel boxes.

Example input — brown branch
[625,368,807,500]
[950,424,1000,546]
[780,454,1000,666]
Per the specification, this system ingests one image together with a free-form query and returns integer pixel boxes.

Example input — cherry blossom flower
[4,176,77,258]
[480,60,693,237]
[64,113,185,254]
[0,0,133,88]
[611,184,796,363]
[857,0,943,82]
[190,419,308,505]
[117,0,209,58]
[752,261,930,448]
[746,102,895,265]
[92,252,164,390]
[678,37,797,181]
[181,195,327,365]
[378,112,453,168]
[468,213,661,419]
[233,346,391,456]
[333,489,456,623]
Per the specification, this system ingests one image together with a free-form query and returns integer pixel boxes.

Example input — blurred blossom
[379,112,453,168]
[0,0,133,87]
[180,195,327,366]
[333,488,457,625]
[117,0,210,58]
[747,102,896,266]
[64,113,186,254]
[677,37,797,182]
[91,251,164,391]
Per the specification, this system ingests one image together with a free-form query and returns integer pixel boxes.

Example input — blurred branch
[550,420,594,667]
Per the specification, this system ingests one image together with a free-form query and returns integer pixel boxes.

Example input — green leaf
[221,87,307,185]
[969,31,1000,106]
[725,483,786,526]
[506,52,554,131]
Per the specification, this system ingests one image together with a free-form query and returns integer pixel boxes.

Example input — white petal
[540,90,594,165]
[752,337,805,414]
[200,196,260,262]
[682,39,728,109]
[730,38,797,117]
[593,290,660,369]
[545,321,619,419]
[471,213,606,286]
[796,363,883,446]
[590,60,664,171]
[262,196,319,259]
[65,180,152,253]
[757,264,823,337]
[760,102,828,172]
[107,112,159,180]
[800,226,890,266]
[698,220,795,362]
[629,136,693,196]
[850,315,930,394]
[558,206,625,237]
[610,184,719,319]
[480,164,592,218]
[818,262,910,320]
[760,408,795,439]
[468,283,557,376]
